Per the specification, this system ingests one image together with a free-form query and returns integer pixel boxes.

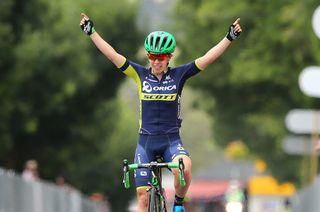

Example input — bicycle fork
[148,169,167,212]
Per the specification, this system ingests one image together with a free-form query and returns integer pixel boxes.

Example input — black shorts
[134,133,189,188]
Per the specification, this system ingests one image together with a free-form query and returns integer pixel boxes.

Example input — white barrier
[0,168,105,212]
[292,175,320,212]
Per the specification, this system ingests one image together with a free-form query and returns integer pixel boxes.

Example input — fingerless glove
[80,20,96,36]
[226,24,240,41]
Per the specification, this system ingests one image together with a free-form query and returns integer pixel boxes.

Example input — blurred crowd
[21,159,109,211]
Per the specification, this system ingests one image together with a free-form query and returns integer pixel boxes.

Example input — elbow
[195,57,210,70]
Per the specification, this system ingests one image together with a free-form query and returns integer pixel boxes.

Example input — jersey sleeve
[178,61,203,80]
[119,59,146,84]
[119,59,146,94]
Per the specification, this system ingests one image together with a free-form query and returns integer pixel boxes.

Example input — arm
[80,13,126,68]
[195,18,242,70]
[90,32,126,68]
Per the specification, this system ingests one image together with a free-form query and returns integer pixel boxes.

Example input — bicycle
[123,157,186,212]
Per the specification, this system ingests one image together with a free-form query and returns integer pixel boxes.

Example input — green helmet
[144,31,176,54]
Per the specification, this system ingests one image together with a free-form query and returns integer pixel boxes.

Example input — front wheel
[148,187,161,212]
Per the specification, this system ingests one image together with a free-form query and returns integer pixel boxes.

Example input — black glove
[226,24,240,41]
[80,19,96,36]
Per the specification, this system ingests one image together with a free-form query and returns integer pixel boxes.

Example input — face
[147,53,172,75]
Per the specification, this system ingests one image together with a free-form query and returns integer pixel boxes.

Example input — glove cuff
[91,27,96,35]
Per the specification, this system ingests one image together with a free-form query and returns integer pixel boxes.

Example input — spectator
[22,160,39,181]
[90,193,110,212]
[55,174,74,192]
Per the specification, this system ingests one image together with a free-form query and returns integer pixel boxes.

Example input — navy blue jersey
[120,59,203,135]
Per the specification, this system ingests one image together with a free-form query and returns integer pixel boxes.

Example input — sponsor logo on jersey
[145,76,158,82]
[177,144,185,151]
[142,81,177,93]
[142,81,153,92]
[141,93,177,101]
[140,171,148,176]
[137,154,142,164]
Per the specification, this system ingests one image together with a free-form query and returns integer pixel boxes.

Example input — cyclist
[80,13,242,212]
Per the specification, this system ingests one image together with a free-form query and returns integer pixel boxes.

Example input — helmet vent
[167,39,173,49]
[155,37,161,50]
[150,36,154,50]
[161,37,168,50]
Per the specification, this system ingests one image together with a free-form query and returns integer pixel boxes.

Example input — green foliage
[179,87,223,170]
[0,0,142,210]
[173,0,320,185]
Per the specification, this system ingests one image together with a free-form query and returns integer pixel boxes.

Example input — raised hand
[80,13,95,36]
[226,18,242,41]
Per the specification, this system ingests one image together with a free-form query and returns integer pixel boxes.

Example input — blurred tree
[179,87,224,171]
[172,0,320,185]
[0,0,142,210]
[0,0,48,166]
[225,140,250,160]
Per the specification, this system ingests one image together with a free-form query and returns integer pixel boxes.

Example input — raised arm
[195,18,242,70]
[80,13,126,68]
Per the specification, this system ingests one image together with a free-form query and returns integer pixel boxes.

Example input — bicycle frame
[148,165,165,211]
[123,158,186,212]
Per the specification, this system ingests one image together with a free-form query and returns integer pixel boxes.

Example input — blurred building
[163,159,296,212]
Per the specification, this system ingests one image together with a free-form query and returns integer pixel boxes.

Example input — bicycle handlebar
[122,158,186,189]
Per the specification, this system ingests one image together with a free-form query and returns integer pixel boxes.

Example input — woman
[80,13,242,212]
